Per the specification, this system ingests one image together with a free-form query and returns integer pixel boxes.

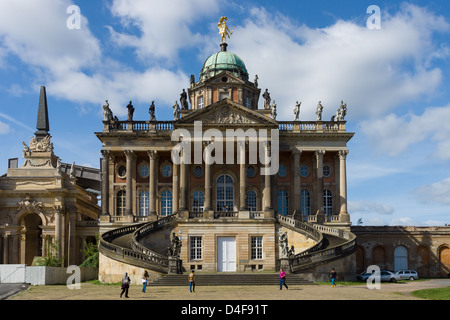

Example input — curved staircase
[99,213,356,283]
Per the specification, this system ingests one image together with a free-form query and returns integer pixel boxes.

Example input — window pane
[190,236,202,260]
[161,190,173,216]
[301,190,310,215]
[277,190,288,215]
[193,191,204,212]
[139,190,149,216]
[323,189,332,215]
[247,191,257,212]
[251,236,263,260]
[216,174,234,211]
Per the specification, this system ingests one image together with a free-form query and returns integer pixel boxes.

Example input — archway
[356,245,366,274]
[22,213,43,265]
[394,245,408,271]
[372,246,386,270]
[416,246,430,277]
[439,245,450,277]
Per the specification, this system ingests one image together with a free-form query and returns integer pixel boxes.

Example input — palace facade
[1,31,449,284]
[95,41,358,282]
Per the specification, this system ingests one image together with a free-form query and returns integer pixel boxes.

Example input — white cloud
[108,0,220,62]
[413,177,450,205]
[0,0,191,116]
[230,4,449,121]
[360,104,450,159]
[0,0,101,74]
[0,120,10,134]
[349,200,394,215]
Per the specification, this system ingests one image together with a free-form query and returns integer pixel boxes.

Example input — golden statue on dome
[218,16,234,43]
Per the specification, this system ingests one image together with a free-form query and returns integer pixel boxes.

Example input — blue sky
[0,0,449,226]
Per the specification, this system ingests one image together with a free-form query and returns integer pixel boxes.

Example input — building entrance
[217,237,236,272]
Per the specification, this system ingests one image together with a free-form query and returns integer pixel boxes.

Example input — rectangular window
[190,236,202,260]
[251,236,263,260]
[197,96,204,109]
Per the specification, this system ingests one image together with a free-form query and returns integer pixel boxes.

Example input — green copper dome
[200,44,248,81]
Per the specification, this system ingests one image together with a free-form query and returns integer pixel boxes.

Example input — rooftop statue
[180,89,189,110]
[149,101,156,121]
[102,100,113,122]
[262,89,271,110]
[315,101,323,121]
[218,16,233,44]
[173,101,180,121]
[294,101,301,121]
[126,100,134,121]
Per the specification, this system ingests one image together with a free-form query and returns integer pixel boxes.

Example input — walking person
[330,268,338,287]
[142,270,149,293]
[120,272,131,298]
[279,268,288,290]
[188,270,196,293]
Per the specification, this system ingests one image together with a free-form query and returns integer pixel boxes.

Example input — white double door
[217,237,236,272]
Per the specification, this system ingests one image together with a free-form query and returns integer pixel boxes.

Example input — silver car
[380,270,402,283]
[396,270,419,281]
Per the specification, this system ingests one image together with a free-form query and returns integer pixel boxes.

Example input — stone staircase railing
[99,215,179,273]
[277,215,356,273]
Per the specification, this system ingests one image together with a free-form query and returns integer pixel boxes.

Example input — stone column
[67,207,77,265]
[172,162,179,214]
[53,205,65,261]
[180,150,187,211]
[3,234,9,264]
[204,143,212,211]
[293,149,302,215]
[124,150,135,216]
[263,142,272,210]
[100,150,110,217]
[148,150,158,216]
[239,141,247,211]
[314,150,325,221]
[339,150,350,222]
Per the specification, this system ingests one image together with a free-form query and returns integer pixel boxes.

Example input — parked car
[356,272,372,281]
[357,270,401,283]
[396,270,419,281]
[380,270,402,282]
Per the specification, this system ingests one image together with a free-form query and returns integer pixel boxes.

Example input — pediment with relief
[177,99,277,127]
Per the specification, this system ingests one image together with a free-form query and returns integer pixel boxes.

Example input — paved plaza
[6,279,450,301]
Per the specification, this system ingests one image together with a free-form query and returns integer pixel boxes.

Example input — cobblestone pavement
[7,279,450,301]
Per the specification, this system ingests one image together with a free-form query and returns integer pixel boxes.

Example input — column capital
[101,149,110,158]
[338,149,349,160]
[53,205,67,214]
[314,149,325,159]
[147,150,159,160]
[124,150,136,160]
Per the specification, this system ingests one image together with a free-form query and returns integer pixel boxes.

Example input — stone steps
[149,273,315,286]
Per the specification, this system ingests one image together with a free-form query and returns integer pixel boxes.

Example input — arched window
[301,190,310,215]
[193,191,204,212]
[161,190,173,216]
[216,174,234,211]
[247,190,257,212]
[277,190,288,216]
[116,190,126,216]
[139,190,149,216]
[324,189,333,216]
[394,246,408,271]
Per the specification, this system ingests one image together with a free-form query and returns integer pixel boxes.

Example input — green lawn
[410,286,450,300]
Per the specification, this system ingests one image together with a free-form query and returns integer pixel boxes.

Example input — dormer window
[245,97,252,108]
[197,96,204,109]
